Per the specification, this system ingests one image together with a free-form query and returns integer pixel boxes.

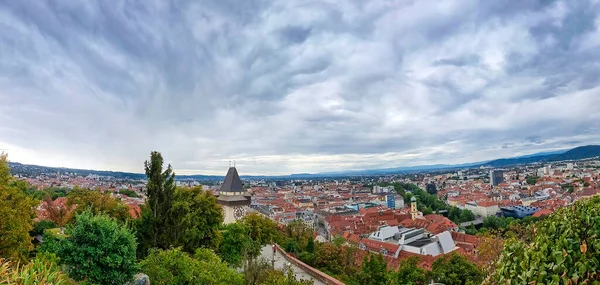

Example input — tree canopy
[66,188,131,222]
[0,153,37,262]
[357,253,389,285]
[136,151,177,257]
[430,253,484,285]
[139,247,243,285]
[170,186,223,253]
[57,211,137,285]
[219,222,261,267]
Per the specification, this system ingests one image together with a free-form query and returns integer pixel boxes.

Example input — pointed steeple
[220,167,244,193]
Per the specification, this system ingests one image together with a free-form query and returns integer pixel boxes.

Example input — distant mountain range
[8,145,600,180]
[480,145,600,168]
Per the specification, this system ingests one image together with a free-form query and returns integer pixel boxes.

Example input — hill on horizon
[481,145,600,168]
[7,145,600,179]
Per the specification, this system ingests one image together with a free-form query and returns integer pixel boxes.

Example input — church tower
[216,167,251,224]
[410,196,418,220]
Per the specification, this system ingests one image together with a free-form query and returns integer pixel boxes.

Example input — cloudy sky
[1,0,600,175]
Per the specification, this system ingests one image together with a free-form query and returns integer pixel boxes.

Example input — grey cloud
[0,0,600,175]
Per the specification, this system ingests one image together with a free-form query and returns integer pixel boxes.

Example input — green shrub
[0,256,74,285]
[496,196,600,284]
[58,211,137,285]
[139,248,243,285]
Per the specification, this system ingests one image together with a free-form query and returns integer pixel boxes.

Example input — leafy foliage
[40,196,73,227]
[57,211,137,285]
[219,222,261,267]
[136,151,176,257]
[169,186,223,253]
[357,253,389,285]
[311,242,359,281]
[0,256,74,285]
[241,257,314,285]
[31,220,58,237]
[526,175,537,185]
[66,188,131,223]
[118,189,139,198]
[496,196,600,284]
[0,153,37,262]
[390,257,428,285]
[139,248,243,285]
[241,212,281,245]
[426,183,437,195]
[430,253,484,285]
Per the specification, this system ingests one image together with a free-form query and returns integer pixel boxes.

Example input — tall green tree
[357,253,389,285]
[0,153,37,262]
[136,151,176,257]
[58,211,137,285]
[170,186,223,252]
[219,222,261,267]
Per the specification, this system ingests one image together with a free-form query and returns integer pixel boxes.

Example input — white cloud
[0,0,599,175]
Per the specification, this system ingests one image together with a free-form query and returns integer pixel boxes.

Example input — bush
[118,189,139,198]
[57,211,137,285]
[139,248,243,285]
[0,256,75,285]
[496,196,600,284]
[31,220,58,236]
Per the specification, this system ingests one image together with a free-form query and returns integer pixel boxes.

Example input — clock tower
[216,167,251,224]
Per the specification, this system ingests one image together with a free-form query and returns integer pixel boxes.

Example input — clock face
[233,206,246,220]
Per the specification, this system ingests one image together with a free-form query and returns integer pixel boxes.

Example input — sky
[1,0,600,176]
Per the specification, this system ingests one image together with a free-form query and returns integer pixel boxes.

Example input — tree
[139,248,243,285]
[476,234,504,277]
[31,220,58,236]
[139,248,200,285]
[283,220,314,250]
[430,254,484,285]
[66,188,131,223]
[262,268,315,285]
[57,211,137,285]
[426,183,437,195]
[458,209,475,223]
[170,186,223,253]
[194,248,244,285]
[526,176,537,185]
[241,213,280,245]
[242,257,276,285]
[118,189,139,198]
[357,253,389,285]
[40,196,73,227]
[136,151,176,257]
[495,196,600,284]
[0,153,37,262]
[219,222,261,267]
[391,256,428,285]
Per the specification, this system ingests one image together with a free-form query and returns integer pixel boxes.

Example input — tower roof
[411,196,417,202]
[220,167,244,193]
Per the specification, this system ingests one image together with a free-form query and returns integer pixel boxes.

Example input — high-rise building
[490,170,504,186]
[385,194,395,209]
